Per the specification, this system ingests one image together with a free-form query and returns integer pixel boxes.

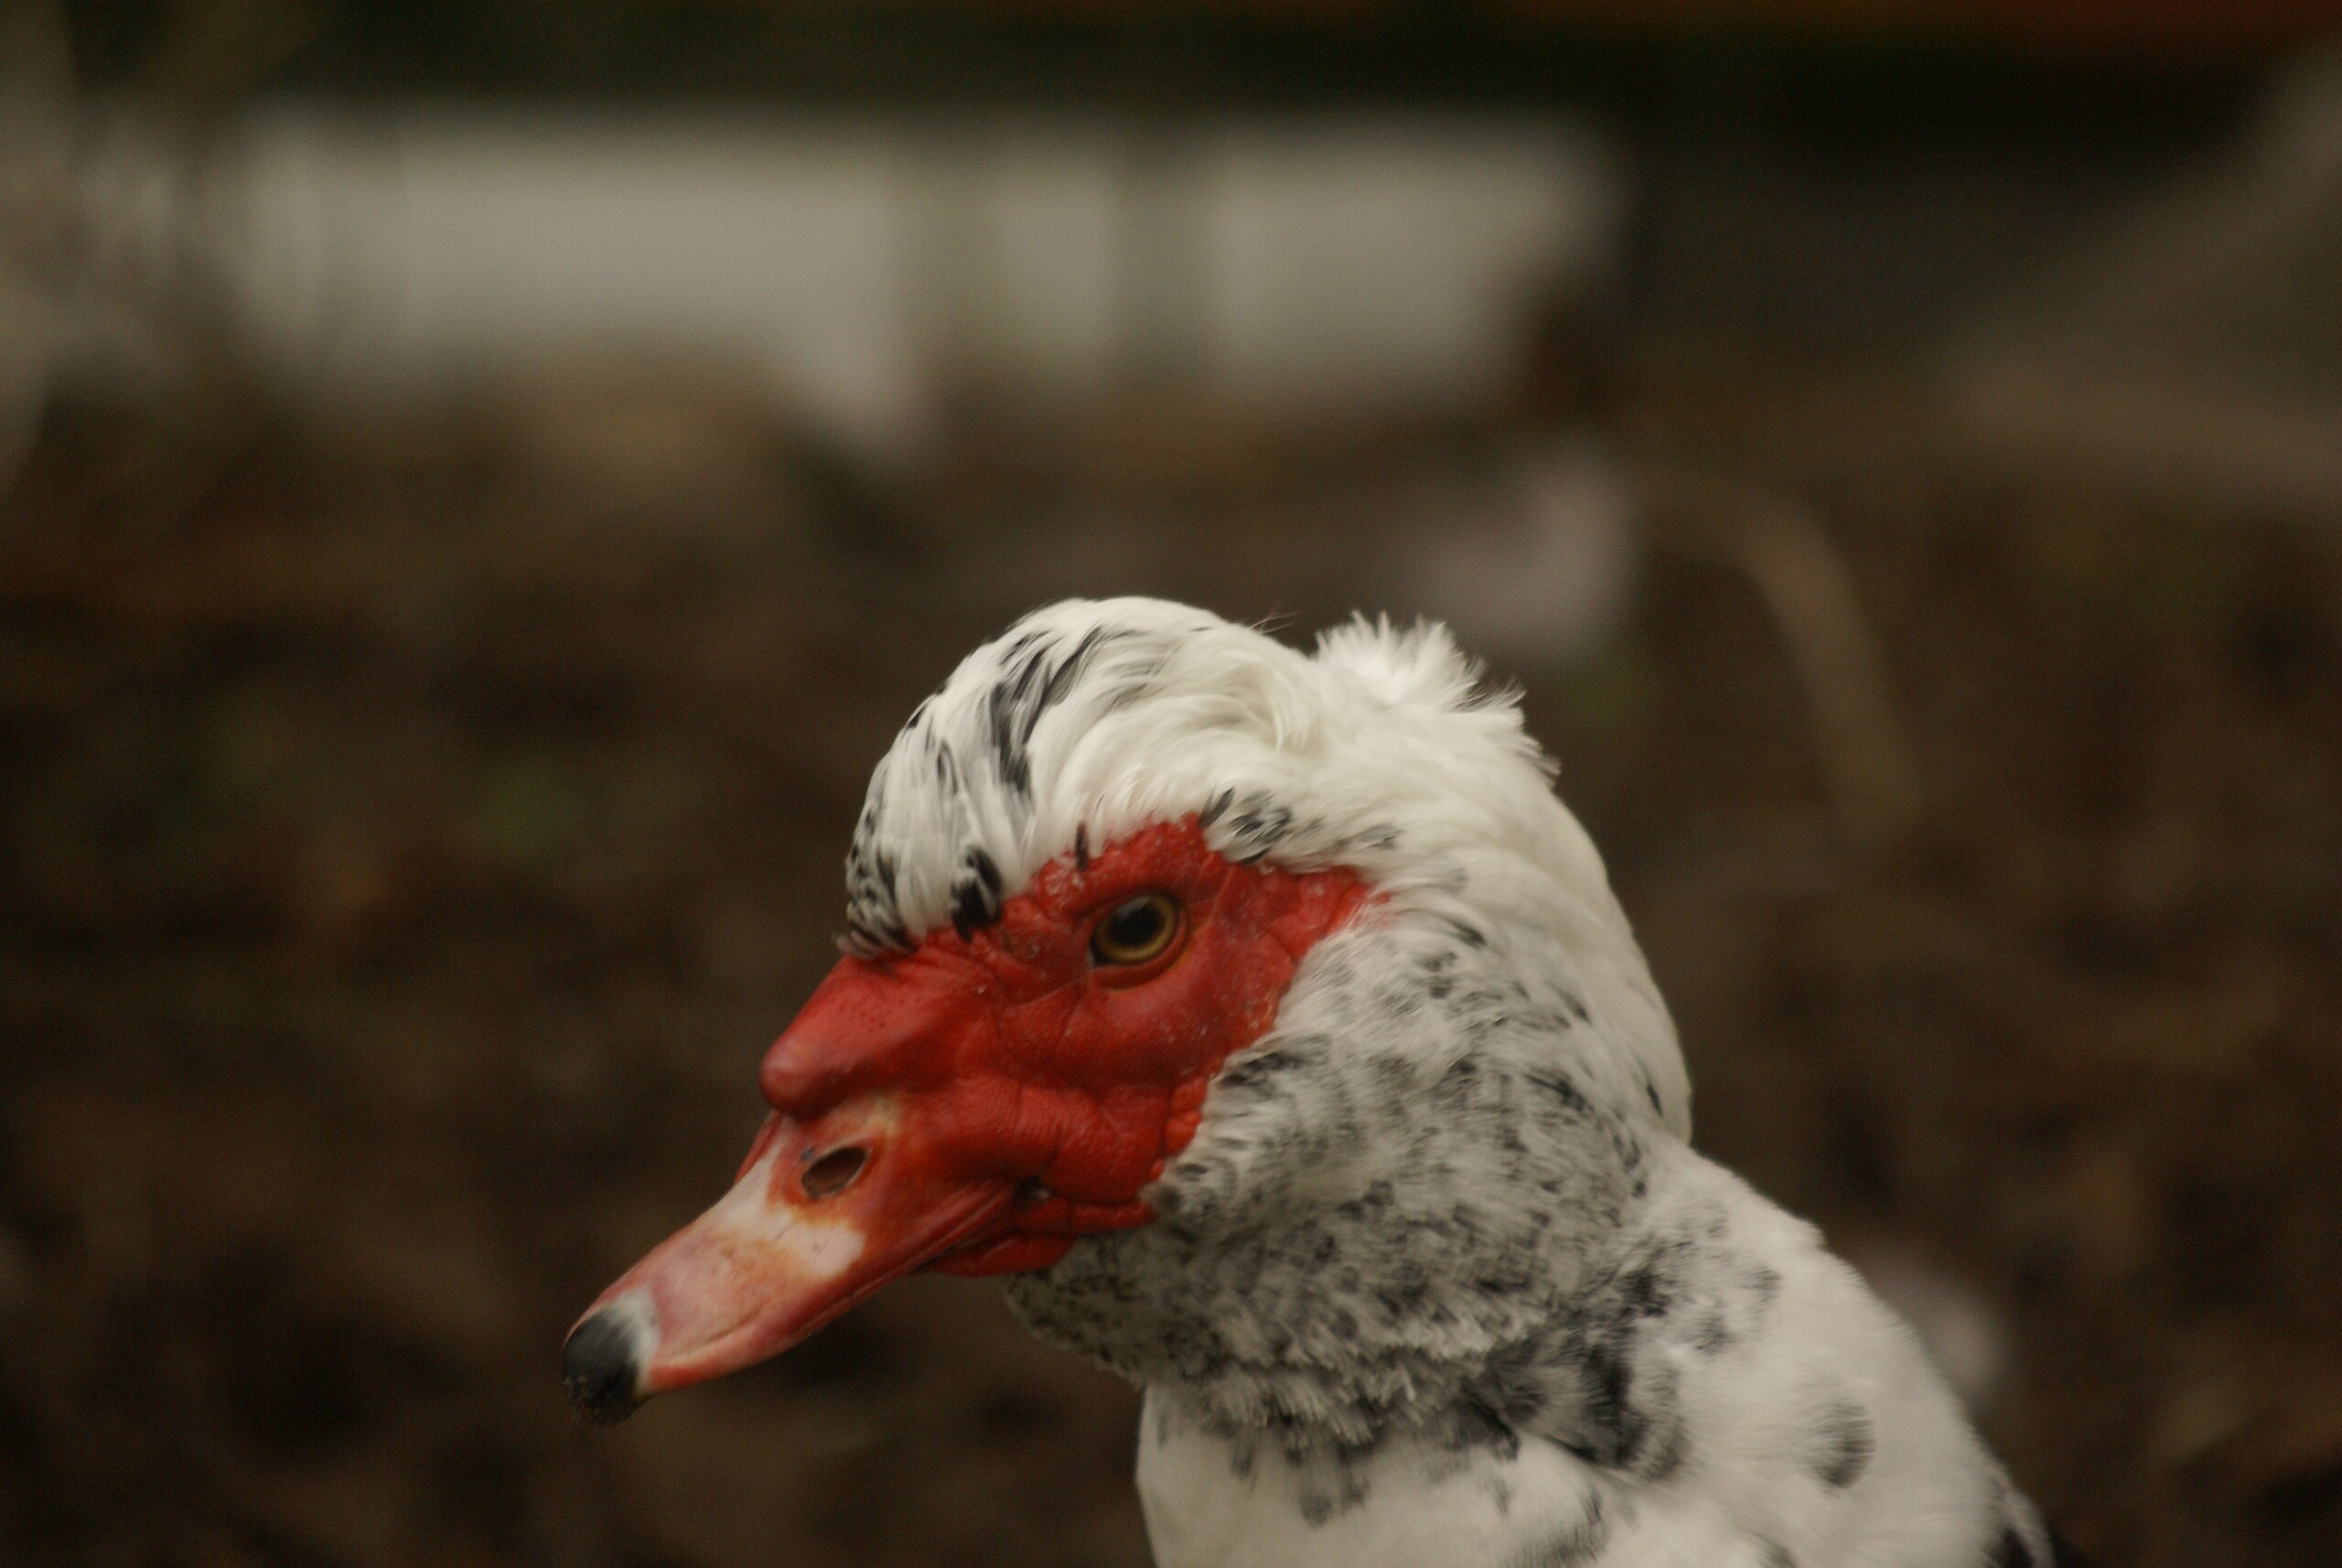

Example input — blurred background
[4,0,2342,1563]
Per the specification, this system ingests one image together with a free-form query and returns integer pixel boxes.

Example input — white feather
[847,596,1690,1137]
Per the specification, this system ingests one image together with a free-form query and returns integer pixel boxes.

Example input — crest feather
[1313,615,1488,714]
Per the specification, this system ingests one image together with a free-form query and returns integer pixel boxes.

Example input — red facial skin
[572,816,1368,1403]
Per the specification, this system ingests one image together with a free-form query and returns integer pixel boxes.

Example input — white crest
[843,596,1689,1136]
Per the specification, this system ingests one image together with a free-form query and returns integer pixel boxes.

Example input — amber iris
[1089,893,1182,967]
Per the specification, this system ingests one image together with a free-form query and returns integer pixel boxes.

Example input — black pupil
[1102,897,1165,956]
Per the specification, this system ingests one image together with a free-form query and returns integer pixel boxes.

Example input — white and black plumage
[565,596,2057,1568]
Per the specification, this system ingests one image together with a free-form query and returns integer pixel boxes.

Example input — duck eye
[1090,893,1182,967]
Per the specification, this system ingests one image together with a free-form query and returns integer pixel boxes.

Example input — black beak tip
[563,1308,645,1425]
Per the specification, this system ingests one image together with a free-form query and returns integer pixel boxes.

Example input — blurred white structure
[213,113,1622,453]
[1389,438,1639,670]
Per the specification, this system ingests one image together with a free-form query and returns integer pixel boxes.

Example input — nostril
[800,1146,869,1199]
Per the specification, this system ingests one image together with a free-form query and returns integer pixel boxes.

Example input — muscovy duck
[564,596,2055,1568]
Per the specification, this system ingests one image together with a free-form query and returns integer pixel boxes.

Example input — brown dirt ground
[2,350,2338,1568]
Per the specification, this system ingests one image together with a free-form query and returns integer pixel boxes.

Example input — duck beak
[561,1101,1014,1423]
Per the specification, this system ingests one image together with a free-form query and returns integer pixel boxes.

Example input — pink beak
[561,1097,1015,1423]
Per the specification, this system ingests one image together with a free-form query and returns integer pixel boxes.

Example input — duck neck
[998,1028,1660,1462]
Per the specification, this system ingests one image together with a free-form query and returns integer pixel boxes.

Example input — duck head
[564,596,1686,1426]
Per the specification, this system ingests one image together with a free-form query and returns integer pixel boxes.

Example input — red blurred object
[1504,0,2342,54]
[719,0,2342,57]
